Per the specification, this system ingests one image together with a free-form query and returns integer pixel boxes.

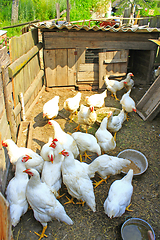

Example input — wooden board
[17,121,33,148]
[136,75,160,121]
[0,192,13,240]
[99,50,129,89]
[68,49,76,85]
[43,31,158,50]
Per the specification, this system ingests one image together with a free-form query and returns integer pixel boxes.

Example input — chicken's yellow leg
[114,132,117,141]
[113,93,119,101]
[74,124,81,132]
[34,225,47,240]
[64,196,75,205]
[76,199,85,206]
[126,203,133,212]
[93,176,110,188]
[83,151,92,161]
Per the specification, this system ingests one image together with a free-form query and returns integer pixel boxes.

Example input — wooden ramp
[136,75,160,121]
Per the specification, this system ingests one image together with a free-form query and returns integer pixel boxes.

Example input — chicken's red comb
[53,138,58,142]
[61,150,69,156]
[133,108,136,112]
[90,106,94,112]
[48,121,52,125]
[2,141,8,147]
[21,155,31,162]
[23,169,33,176]
[124,81,127,84]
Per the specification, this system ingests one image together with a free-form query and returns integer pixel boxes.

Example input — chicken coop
[0,20,160,239]
[37,22,160,89]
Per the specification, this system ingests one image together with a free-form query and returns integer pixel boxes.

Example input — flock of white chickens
[3,72,139,239]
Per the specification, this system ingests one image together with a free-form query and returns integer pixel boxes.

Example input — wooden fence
[0,28,44,194]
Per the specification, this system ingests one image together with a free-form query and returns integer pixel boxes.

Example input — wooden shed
[34,23,160,89]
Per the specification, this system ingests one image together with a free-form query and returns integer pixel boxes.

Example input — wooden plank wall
[0,47,12,195]
[9,29,43,125]
[0,29,44,194]
[44,49,76,87]
[99,50,129,89]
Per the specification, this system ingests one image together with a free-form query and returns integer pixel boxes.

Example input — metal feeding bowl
[117,149,148,176]
[121,218,155,240]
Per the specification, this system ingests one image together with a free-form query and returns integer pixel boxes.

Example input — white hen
[48,120,79,158]
[104,75,125,100]
[85,90,107,108]
[64,92,81,121]
[40,137,54,162]
[2,139,44,172]
[123,72,134,91]
[43,95,59,119]
[6,156,29,227]
[72,132,101,162]
[88,154,131,180]
[60,150,96,212]
[41,138,64,195]
[104,169,133,218]
[120,89,136,113]
[24,168,73,239]
[107,109,127,140]
[95,114,116,153]
[75,104,97,133]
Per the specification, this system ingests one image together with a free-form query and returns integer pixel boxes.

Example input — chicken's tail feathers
[60,214,74,225]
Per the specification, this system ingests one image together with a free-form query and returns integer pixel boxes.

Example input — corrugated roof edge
[31,22,160,33]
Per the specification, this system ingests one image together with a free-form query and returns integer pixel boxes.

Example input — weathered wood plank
[104,58,128,63]
[79,63,99,72]
[9,29,38,62]
[56,49,68,86]
[68,49,76,85]
[0,192,13,240]
[0,47,11,70]
[44,49,56,87]
[13,70,44,117]
[78,71,99,81]
[43,31,158,50]
[99,52,106,89]
[136,75,160,121]
[8,43,43,78]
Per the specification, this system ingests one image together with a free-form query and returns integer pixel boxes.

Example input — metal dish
[121,218,155,240]
[117,149,148,176]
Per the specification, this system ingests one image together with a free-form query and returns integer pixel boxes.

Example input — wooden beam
[13,69,44,117]
[43,31,158,50]
[1,66,17,142]
[8,42,43,78]
[2,20,40,29]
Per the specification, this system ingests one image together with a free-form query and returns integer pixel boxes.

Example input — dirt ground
[10,84,160,240]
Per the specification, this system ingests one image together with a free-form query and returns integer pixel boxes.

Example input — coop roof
[31,21,160,33]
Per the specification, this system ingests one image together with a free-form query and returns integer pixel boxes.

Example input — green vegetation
[0,0,159,38]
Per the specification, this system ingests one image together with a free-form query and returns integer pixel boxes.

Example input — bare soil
[9,85,160,240]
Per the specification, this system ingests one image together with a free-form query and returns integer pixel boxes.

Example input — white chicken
[120,89,136,115]
[48,120,79,158]
[43,95,59,119]
[40,137,54,162]
[153,65,160,79]
[75,104,97,133]
[104,169,133,218]
[2,139,44,172]
[123,72,134,91]
[60,150,96,212]
[85,90,107,108]
[24,168,73,240]
[107,109,127,140]
[72,132,101,162]
[6,156,29,227]
[88,154,131,180]
[104,75,126,100]
[41,138,64,195]
[95,114,116,154]
[64,92,81,122]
